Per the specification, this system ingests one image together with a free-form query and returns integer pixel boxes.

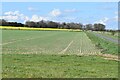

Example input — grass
[85,31,119,55]
[2,30,119,78]
[2,54,118,78]
[94,31,119,40]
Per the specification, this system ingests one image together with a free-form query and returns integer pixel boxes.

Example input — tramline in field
[2,30,100,55]
[2,30,118,78]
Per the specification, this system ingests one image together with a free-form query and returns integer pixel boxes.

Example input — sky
[1,2,118,30]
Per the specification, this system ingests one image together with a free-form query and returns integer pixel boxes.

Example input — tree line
[0,19,106,31]
[0,19,24,27]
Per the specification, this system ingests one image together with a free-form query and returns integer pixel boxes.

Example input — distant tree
[63,22,66,26]
[0,19,24,27]
[93,23,105,31]
[47,21,58,28]
[67,23,82,29]
[62,22,67,29]
[85,24,93,30]
[25,21,36,27]
[37,20,47,28]
[57,23,61,29]
[78,23,83,29]
[0,19,7,26]
[0,19,108,31]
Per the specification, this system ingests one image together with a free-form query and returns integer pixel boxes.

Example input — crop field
[2,30,100,55]
[0,26,81,32]
[2,30,118,78]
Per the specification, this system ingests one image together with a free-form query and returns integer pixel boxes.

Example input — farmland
[86,32,119,55]
[2,30,99,55]
[2,30,118,78]
[94,31,119,40]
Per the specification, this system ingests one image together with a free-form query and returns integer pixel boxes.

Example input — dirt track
[92,32,119,44]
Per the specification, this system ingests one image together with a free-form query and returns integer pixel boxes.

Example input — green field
[86,32,119,55]
[2,30,100,55]
[2,30,118,78]
[94,31,119,40]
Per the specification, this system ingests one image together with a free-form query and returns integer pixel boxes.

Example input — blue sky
[1,2,118,30]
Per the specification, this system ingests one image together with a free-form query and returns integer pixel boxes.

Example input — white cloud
[1,11,49,23]
[1,11,29,22]
[4,11,14,15]
[21,16,29,22]
[1,11,20,21]
[4,11,20,16]
[64,9,78,13]
[30,15,48,22]
[28,7,38,11]
[94,17,109,25]
[49,9,61,17]
[1,15,19,21]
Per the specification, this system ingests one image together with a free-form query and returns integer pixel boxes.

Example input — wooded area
[0,19,107,31]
